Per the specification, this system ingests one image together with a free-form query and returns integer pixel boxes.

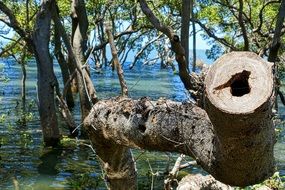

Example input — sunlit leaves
[57,0,72,17]
[196,0,283,59]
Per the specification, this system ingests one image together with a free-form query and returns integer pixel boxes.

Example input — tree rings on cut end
[205,51,274,114]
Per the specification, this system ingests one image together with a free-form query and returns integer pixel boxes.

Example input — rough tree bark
[84,52,275,188]
[32,0,60,146]
[177,174,233,190]
[268,0,285,111]
[84,97,211,190]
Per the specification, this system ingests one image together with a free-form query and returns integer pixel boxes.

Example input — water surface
[0,59,284,189]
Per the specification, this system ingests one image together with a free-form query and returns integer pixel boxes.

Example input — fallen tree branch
[84,52,275,187]
[164,154,185,190]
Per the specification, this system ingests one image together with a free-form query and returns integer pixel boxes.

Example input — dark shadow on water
[37,149,62,176]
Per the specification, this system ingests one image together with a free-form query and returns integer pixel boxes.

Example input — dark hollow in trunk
[230,70,251,96]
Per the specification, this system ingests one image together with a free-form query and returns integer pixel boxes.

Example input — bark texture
[32,0,60,146]
[84,52,275,187]
[87,130,137,190]
[204,51,275,186]
[84,97,213,189]
[177,174,233,190]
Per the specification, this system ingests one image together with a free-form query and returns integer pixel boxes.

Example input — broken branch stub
[204,51,275,186]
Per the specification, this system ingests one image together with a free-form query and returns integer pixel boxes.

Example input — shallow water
[0,59,284,189]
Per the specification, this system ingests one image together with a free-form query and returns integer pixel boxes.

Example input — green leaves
[196,0,283,59]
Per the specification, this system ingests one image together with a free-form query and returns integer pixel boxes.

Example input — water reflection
[38,149,62,176]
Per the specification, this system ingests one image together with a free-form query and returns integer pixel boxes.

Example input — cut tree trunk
[84,51,275,188]
[204,51,275,186]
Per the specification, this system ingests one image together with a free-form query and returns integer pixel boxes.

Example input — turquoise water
[0,58,284,189]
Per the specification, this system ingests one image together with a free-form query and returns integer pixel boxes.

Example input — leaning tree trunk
[204,51,275,185]
[84,51,275,188]
[54,21,75,108]
[33,0,60,146]
[71,0,93,121]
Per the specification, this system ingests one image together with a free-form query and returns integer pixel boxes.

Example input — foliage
[15,112,34,126]
[196,0,282,59]
[0,113,7,123]
[235,172,285,190]
[67,173,102,190]
[60,135,79,149]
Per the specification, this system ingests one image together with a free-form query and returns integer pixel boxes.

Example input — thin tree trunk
[238,0,249,51]
[99,21,108,67]
[139,0,203,105]
[268,0,285,111]
[181,0,190,71]
[54,19,75,108]
[20,62,26,112]
[191,0,197,72]
[19,49,27,111]
[71,0,88,65]
[71,0,95,121]
[268,0,285,62]
[51,1,97,123]
[32,0,60,146]
[105,23,129,97]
